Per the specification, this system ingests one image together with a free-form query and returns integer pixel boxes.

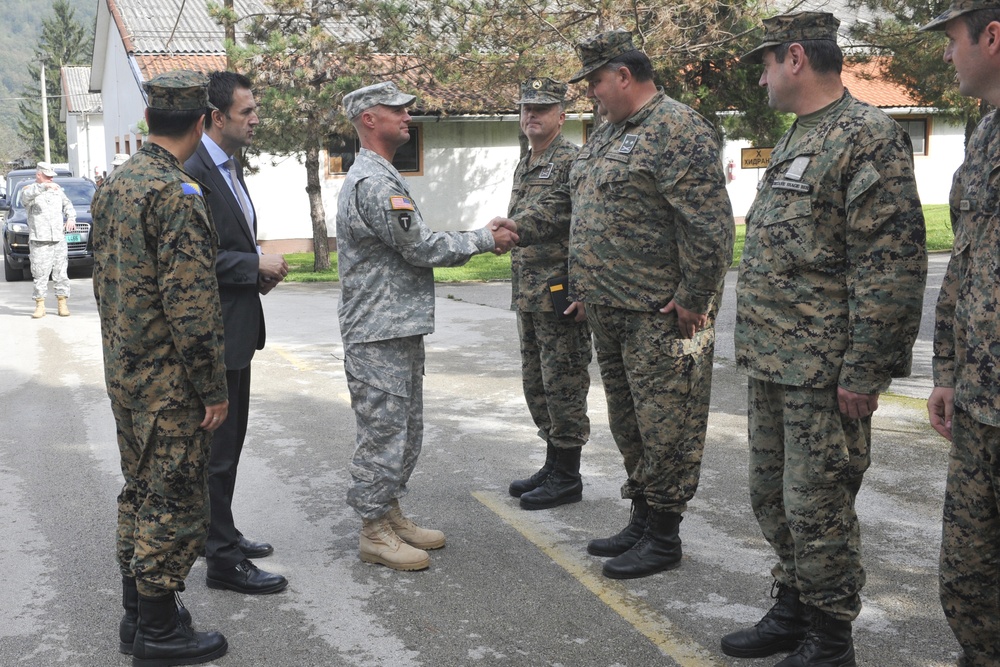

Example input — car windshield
[13,181,95,208]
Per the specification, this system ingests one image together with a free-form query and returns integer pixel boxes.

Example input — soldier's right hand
[202,400,229,432]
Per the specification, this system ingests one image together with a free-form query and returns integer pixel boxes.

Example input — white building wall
[244,154,311,241]
[67,114,106,181]
[101,37,146,172]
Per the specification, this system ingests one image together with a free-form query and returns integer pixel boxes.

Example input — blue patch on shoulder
[181,182,203,196]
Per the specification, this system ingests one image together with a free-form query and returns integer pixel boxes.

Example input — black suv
[0,166,73,210]
[2,177,97,281]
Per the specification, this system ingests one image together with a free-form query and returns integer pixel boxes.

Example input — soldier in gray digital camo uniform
[512,30,734,580]
[337,81,519,572]
[505,77,593,512]
[724,13,926,667]
[23,161,76,318]
[922,3,1000,665]
[92,70,230,667]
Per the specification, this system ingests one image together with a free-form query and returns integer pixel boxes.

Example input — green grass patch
[286,204,953,281]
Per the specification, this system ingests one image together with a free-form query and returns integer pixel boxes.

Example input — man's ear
[985,21,1000,55]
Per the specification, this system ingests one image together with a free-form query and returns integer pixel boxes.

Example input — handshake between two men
[487,217,519,255]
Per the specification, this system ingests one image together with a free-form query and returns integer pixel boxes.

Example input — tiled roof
[61,66,102,114]
[843,58,921,108]
[135,54,227,79]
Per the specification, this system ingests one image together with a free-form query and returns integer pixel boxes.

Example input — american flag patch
[389,196,415,211]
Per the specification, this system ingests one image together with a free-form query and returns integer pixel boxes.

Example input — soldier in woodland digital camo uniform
[505,77,593,512]
[922,3,1000,665]
[511,30,734,580]
[724,13,926,667]
[92,70,230,667]
[337,81,518,572]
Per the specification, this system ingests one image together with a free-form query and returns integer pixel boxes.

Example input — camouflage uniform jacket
[933,110,1000,426]
[521,91,733,314]
[91,142,228,412]
[337,148,495,344]
[508,134,578,311]
[22,182,76,241]
[736,91,927,393]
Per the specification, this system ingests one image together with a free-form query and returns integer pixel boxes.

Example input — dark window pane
[327,126,421,175]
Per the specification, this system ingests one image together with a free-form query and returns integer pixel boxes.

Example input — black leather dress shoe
[238,535,274,559]
[206,559,288,595]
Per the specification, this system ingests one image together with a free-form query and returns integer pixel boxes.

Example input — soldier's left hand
[837,388,879,419]
[660,300,706,339]
[565,301,587,322]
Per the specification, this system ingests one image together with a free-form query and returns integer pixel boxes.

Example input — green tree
[16,0,93,162]
[847,0,983,141]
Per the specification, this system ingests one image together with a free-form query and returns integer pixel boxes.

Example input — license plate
[65,233,82,243]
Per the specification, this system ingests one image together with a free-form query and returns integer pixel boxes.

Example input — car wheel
[3,254,22,281]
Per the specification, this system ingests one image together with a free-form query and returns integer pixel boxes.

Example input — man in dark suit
[185,71,289,594]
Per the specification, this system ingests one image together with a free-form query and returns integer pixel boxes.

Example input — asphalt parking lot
[0,254,961,667]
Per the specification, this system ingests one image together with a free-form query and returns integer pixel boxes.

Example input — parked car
[2,165,73,208]
[2,177,96,282]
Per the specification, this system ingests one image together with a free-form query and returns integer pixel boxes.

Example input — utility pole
[40,62,51,163]
[225,0,234,70]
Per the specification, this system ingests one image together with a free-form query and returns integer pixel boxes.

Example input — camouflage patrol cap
[920,0,1000,31]
[343,81,417,120]
[568,30,638,83]
[142,70,215,111]
[516,77,568,105]
[742,12,841,64]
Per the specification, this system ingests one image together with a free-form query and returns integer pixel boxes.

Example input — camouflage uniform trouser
[747,379,870,620]
[112,403,211,598]
[28,239,70,300]
[517,310,592,450]
[940,408,1000,667]
[588,304,714,513]
[344,336,424,520]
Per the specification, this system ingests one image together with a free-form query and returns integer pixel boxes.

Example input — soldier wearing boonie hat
[921,1,1000,664]
[741,11,841,64]
[142,70,216,111]
[505,76,592,512]
[92,66,230,667]
[568,29,639,83]
[342,80,416,119]
[920,0,1000,30]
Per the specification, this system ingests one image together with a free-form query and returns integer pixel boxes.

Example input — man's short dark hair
[772,39,843,75]
[604,50,655,83]
[964,8,1000,42]
[147,108,207,138]
[205,71,253,122]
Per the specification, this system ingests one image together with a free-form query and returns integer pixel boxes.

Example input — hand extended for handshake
[486,217,519,255]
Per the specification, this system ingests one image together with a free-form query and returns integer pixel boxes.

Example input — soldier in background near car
[22,161,76,318]
[725,12,926,667]
[922,3,1000,665]
[505,77,592,512]
[91,70,230,667]
[337,81,518,572]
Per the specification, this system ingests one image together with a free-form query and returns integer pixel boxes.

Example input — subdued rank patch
[618,134,639,154]
[960,199,973,211]
[389,196,415,211]
[783,156,810,180]
[397,212,412,231]
[180,182,203,196]
[539,163,554,179]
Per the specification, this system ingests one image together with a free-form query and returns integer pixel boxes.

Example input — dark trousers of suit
[205,365,252,569]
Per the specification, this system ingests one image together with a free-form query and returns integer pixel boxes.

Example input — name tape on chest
[771,179,812,193]
[389,196,415,211]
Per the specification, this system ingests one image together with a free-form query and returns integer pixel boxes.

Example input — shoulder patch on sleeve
[389,196,414,211]
[180,182,203,196]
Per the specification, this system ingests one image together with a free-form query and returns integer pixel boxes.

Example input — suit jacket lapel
[196,143,255,247]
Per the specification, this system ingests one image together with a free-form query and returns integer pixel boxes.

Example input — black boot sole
[519,492,582,510]
[132,639,228,667]
[602,557,682,579]
[720,636,804,658]
[586,540,638,557]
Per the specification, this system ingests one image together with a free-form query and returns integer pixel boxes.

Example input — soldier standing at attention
[723,13,926,667]
[505,30,734,579]
[505,77,593,511]
[922,2,1000,665]
[92,70,230,667]
[337,81,518,571]
[23,161,76,318]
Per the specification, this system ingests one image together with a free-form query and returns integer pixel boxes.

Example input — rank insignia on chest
[782,156,810,181]
[618,134,639,154]
[389,196,415,211]
[397,212,412,231]
[772,179,812,193]
[538,163,554,179]
[960,199,973,211]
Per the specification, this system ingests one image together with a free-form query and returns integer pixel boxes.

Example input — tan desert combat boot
[360,515,430,571]
[32,298,45,318]
[387,499,446,550]
[57,296,70,316]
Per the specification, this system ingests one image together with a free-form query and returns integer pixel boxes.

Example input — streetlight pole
[40,62,51,163]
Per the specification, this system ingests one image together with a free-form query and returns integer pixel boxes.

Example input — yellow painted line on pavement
[272,345,313,372]
[472,491,722,667]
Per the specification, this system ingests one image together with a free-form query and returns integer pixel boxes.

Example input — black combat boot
[508,442,556,497]
[720,582,809,657]
[519,447,583,510]
[775,607,856,667]
[587,497,649,556]
[601,509,682,579]
[119,577,193,655]
[132,593,227,667]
